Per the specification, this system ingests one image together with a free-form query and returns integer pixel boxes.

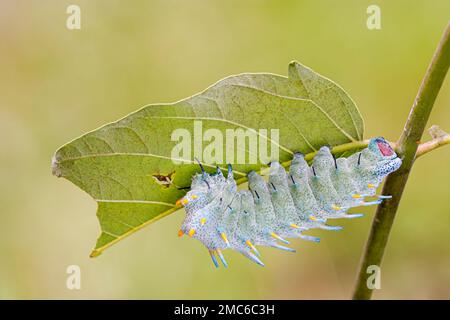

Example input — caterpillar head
[368,137,402,177]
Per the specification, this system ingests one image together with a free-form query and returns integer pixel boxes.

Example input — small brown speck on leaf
[152,171,175,188]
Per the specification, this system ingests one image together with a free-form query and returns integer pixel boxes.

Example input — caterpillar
[177,137,402,268]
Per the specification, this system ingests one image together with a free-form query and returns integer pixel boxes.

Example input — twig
[417,133,450,158]
[352,22,450,300]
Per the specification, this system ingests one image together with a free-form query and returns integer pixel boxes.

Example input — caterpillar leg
[309,215,327,223]
[319,224,343,231]
[216,249,228,268]
[271,243,296,252]
[290,223,309,231]
[245,240,261,257]
[240,250,265,267]
[270,232,290,244]
[299,234,321,243]
[209,250,219,268]
[217,228,231,248]
[330,204,348,212]
[361,200,382,206]
[342,213,365,219]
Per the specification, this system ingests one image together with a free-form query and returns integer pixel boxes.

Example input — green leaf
[52,61,364,257]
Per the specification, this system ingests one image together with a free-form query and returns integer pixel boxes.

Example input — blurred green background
[1,0,449,299]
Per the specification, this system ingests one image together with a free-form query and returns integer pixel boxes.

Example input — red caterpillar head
[369,137,396,158]
[368,137,402,176]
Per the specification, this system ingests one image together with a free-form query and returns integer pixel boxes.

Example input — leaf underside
[52,61,364,257]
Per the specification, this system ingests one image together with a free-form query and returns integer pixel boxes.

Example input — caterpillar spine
[178,137,402,267]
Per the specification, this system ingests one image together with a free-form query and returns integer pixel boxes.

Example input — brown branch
[417,133,450,158]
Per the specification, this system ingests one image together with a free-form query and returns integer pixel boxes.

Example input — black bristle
[195,157,205,173]
[290,175,296,184]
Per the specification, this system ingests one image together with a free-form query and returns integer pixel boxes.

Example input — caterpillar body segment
[178,137,402,267]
